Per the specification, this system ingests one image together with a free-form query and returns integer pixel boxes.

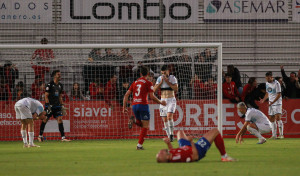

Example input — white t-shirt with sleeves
[266,80,282,106]
[156,75,178,90]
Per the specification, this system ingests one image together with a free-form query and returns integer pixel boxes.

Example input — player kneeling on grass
[15,97,47,148]
[156,129,236,163]
[236,102,272,144]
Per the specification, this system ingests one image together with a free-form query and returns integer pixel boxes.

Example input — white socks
[164,122,170,137]
[247,126,263,139]
[271,122,277,137]
[168,120,174,136]
[21,130,27,144]
[28,132,34,145]
[277,120,284,136]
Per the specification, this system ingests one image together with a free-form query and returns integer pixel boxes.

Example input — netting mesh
[0,45,221,140]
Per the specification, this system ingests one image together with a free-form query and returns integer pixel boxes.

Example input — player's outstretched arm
[236,121,250,144]
[149,92,166,106]
[122,90,132,114]
[163,138,173,150]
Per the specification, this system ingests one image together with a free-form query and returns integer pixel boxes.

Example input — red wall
[0,99,299,140]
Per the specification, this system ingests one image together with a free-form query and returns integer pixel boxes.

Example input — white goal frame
[0,43,223,135]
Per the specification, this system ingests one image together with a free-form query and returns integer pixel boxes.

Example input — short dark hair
[225,73,232,77]
[140,66,149,76]
[51,70,60,77]
[161,65,168,71]
[265,71,272,77]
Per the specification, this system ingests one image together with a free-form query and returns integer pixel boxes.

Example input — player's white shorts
[256,123,272,134]
[268,104,282,116]
[159,97,176,117]
[15,103,33,120]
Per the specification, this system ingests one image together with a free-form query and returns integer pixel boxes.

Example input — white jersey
[15,97,44,115]
[156,75,178,91]
[266,80,282,106]
[245,108,271,125]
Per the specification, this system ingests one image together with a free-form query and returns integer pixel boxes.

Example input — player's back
[16,97,44,114]
[245,108,270,124]
[169,146,193,162]
[130,77,153,105]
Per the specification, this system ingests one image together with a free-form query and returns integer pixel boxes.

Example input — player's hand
[123,107,128,114]
[163,138,170,144]
[161,100,167,106]
[236,135,244,144]
[280,65,284,70]
[259,98,264,104]
[45,103,52,115]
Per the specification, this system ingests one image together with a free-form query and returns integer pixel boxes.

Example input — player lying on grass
[236,102,272,144]
[123,66,166,150]
[15,97,47,148]
[156,128,236,163]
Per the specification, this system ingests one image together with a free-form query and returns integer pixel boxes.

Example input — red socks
[138,128,148,145]
[214,133,226,156]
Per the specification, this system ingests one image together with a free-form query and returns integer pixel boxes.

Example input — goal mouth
[0,43,223,140]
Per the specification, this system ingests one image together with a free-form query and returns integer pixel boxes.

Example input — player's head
[290,72,297,82]
[225,73,232,83]
[156,149,170,163]
[51,70,61,81]
[161,65,169,77]
[265,71,273,83]
[140,66,149,77]
[237,102,247,117]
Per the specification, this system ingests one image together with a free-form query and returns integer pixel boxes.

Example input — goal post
[0,43,223,140]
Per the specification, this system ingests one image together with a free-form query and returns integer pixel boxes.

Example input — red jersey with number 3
[129,77,154,105]
[169,146,193,163]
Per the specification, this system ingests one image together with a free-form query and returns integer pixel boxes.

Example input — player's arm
[162,76,178,92]
[45,92,50,104]
[270,92,281,106]
[59,94,64,106]
[149,92,166,105]
[32,111,47,120]
[123,90,132,114]
[163,138,173,150]
[259,92,268,104]
[236,121,250,144]
[153,77,163,92]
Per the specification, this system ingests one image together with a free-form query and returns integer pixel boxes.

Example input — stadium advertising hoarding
[293,0,300,22]
[61,0,199,23]
[204,0,288,22]
[0,99,300,140]
[0,0,52,23]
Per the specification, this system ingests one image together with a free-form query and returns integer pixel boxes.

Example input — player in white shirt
[260,71,284,139]
[236,102,272,144]
[15,97,47,147]
[154,65,178,142]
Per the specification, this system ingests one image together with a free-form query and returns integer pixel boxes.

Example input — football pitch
[1,138,300,176]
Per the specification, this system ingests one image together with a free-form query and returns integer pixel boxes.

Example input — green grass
[0,138,300,176]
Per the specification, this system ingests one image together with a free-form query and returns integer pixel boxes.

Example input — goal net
[0,43,222,140]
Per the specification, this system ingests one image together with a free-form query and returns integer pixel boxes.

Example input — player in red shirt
[156,129,236,163]
[123,66,166,150]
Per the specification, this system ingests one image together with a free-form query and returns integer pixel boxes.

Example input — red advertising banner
[0,99,299,141]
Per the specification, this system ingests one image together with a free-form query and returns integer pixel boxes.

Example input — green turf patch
[0,138,299,176]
